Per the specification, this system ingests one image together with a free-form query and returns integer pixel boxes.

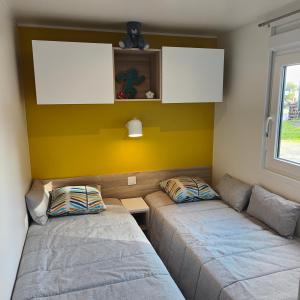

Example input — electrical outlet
[128,176,137,186]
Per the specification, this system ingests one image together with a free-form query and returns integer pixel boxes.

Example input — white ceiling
[7,0,298,35]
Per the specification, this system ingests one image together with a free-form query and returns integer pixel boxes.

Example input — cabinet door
[162,47,224,103]
[32,41,114,104]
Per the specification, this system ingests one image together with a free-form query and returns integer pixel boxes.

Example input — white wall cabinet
[162,47,224,103]
[32,40,114,104]
[32,41,224,104]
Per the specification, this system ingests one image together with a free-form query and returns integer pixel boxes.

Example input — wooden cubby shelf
[113,48,161,101]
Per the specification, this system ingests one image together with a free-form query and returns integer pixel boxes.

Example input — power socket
[128,176,137,186]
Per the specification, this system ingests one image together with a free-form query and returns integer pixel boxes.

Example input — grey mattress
[145,191,300,300]
[13,199,184,300]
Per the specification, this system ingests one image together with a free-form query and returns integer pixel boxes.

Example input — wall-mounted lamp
[126,118,143,138]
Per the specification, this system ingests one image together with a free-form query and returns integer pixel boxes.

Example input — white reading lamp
[126,118,143,138]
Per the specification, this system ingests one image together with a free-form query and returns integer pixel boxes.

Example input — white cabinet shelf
[162,47,224,103]
[32,41,224,105]
[32,41,114,104]
[115,98,161,102]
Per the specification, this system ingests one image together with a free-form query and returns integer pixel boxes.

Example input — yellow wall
[18,27,217,179]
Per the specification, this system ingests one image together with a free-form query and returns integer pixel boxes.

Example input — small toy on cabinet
[145,90,155,99]
[119,21,149,50]
[116,68,145,99]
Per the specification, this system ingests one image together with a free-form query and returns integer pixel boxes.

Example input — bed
[145,191,300,300]
[13,198,184,300]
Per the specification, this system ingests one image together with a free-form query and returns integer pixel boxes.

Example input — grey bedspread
[13,200,184,300]
[145,191,300,300]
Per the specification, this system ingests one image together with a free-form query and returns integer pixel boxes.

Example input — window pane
[277,65,300,164]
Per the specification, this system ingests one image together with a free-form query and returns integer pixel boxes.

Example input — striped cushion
[160,176,220,203]
[48,185,106,216]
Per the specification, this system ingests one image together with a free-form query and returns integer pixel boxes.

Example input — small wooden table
[121,197,149,232]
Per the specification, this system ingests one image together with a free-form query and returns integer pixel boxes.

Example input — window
[277,65,300,164]
[265,50,300,180]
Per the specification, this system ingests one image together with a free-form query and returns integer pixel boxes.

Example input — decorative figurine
[119,21,149,50]
[145,90,155,99]
[116,91,128,99]
[116,68,145,99]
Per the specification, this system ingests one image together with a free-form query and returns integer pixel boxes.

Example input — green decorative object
[116,68,145,99]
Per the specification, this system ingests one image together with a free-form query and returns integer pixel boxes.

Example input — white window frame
[264,16,300,181]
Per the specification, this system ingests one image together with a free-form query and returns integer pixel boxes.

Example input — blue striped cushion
[160,177,220,203]
[48,185,106,216]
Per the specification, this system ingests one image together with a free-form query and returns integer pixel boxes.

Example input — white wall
[213,22,300,203]
[0,1,31,299]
